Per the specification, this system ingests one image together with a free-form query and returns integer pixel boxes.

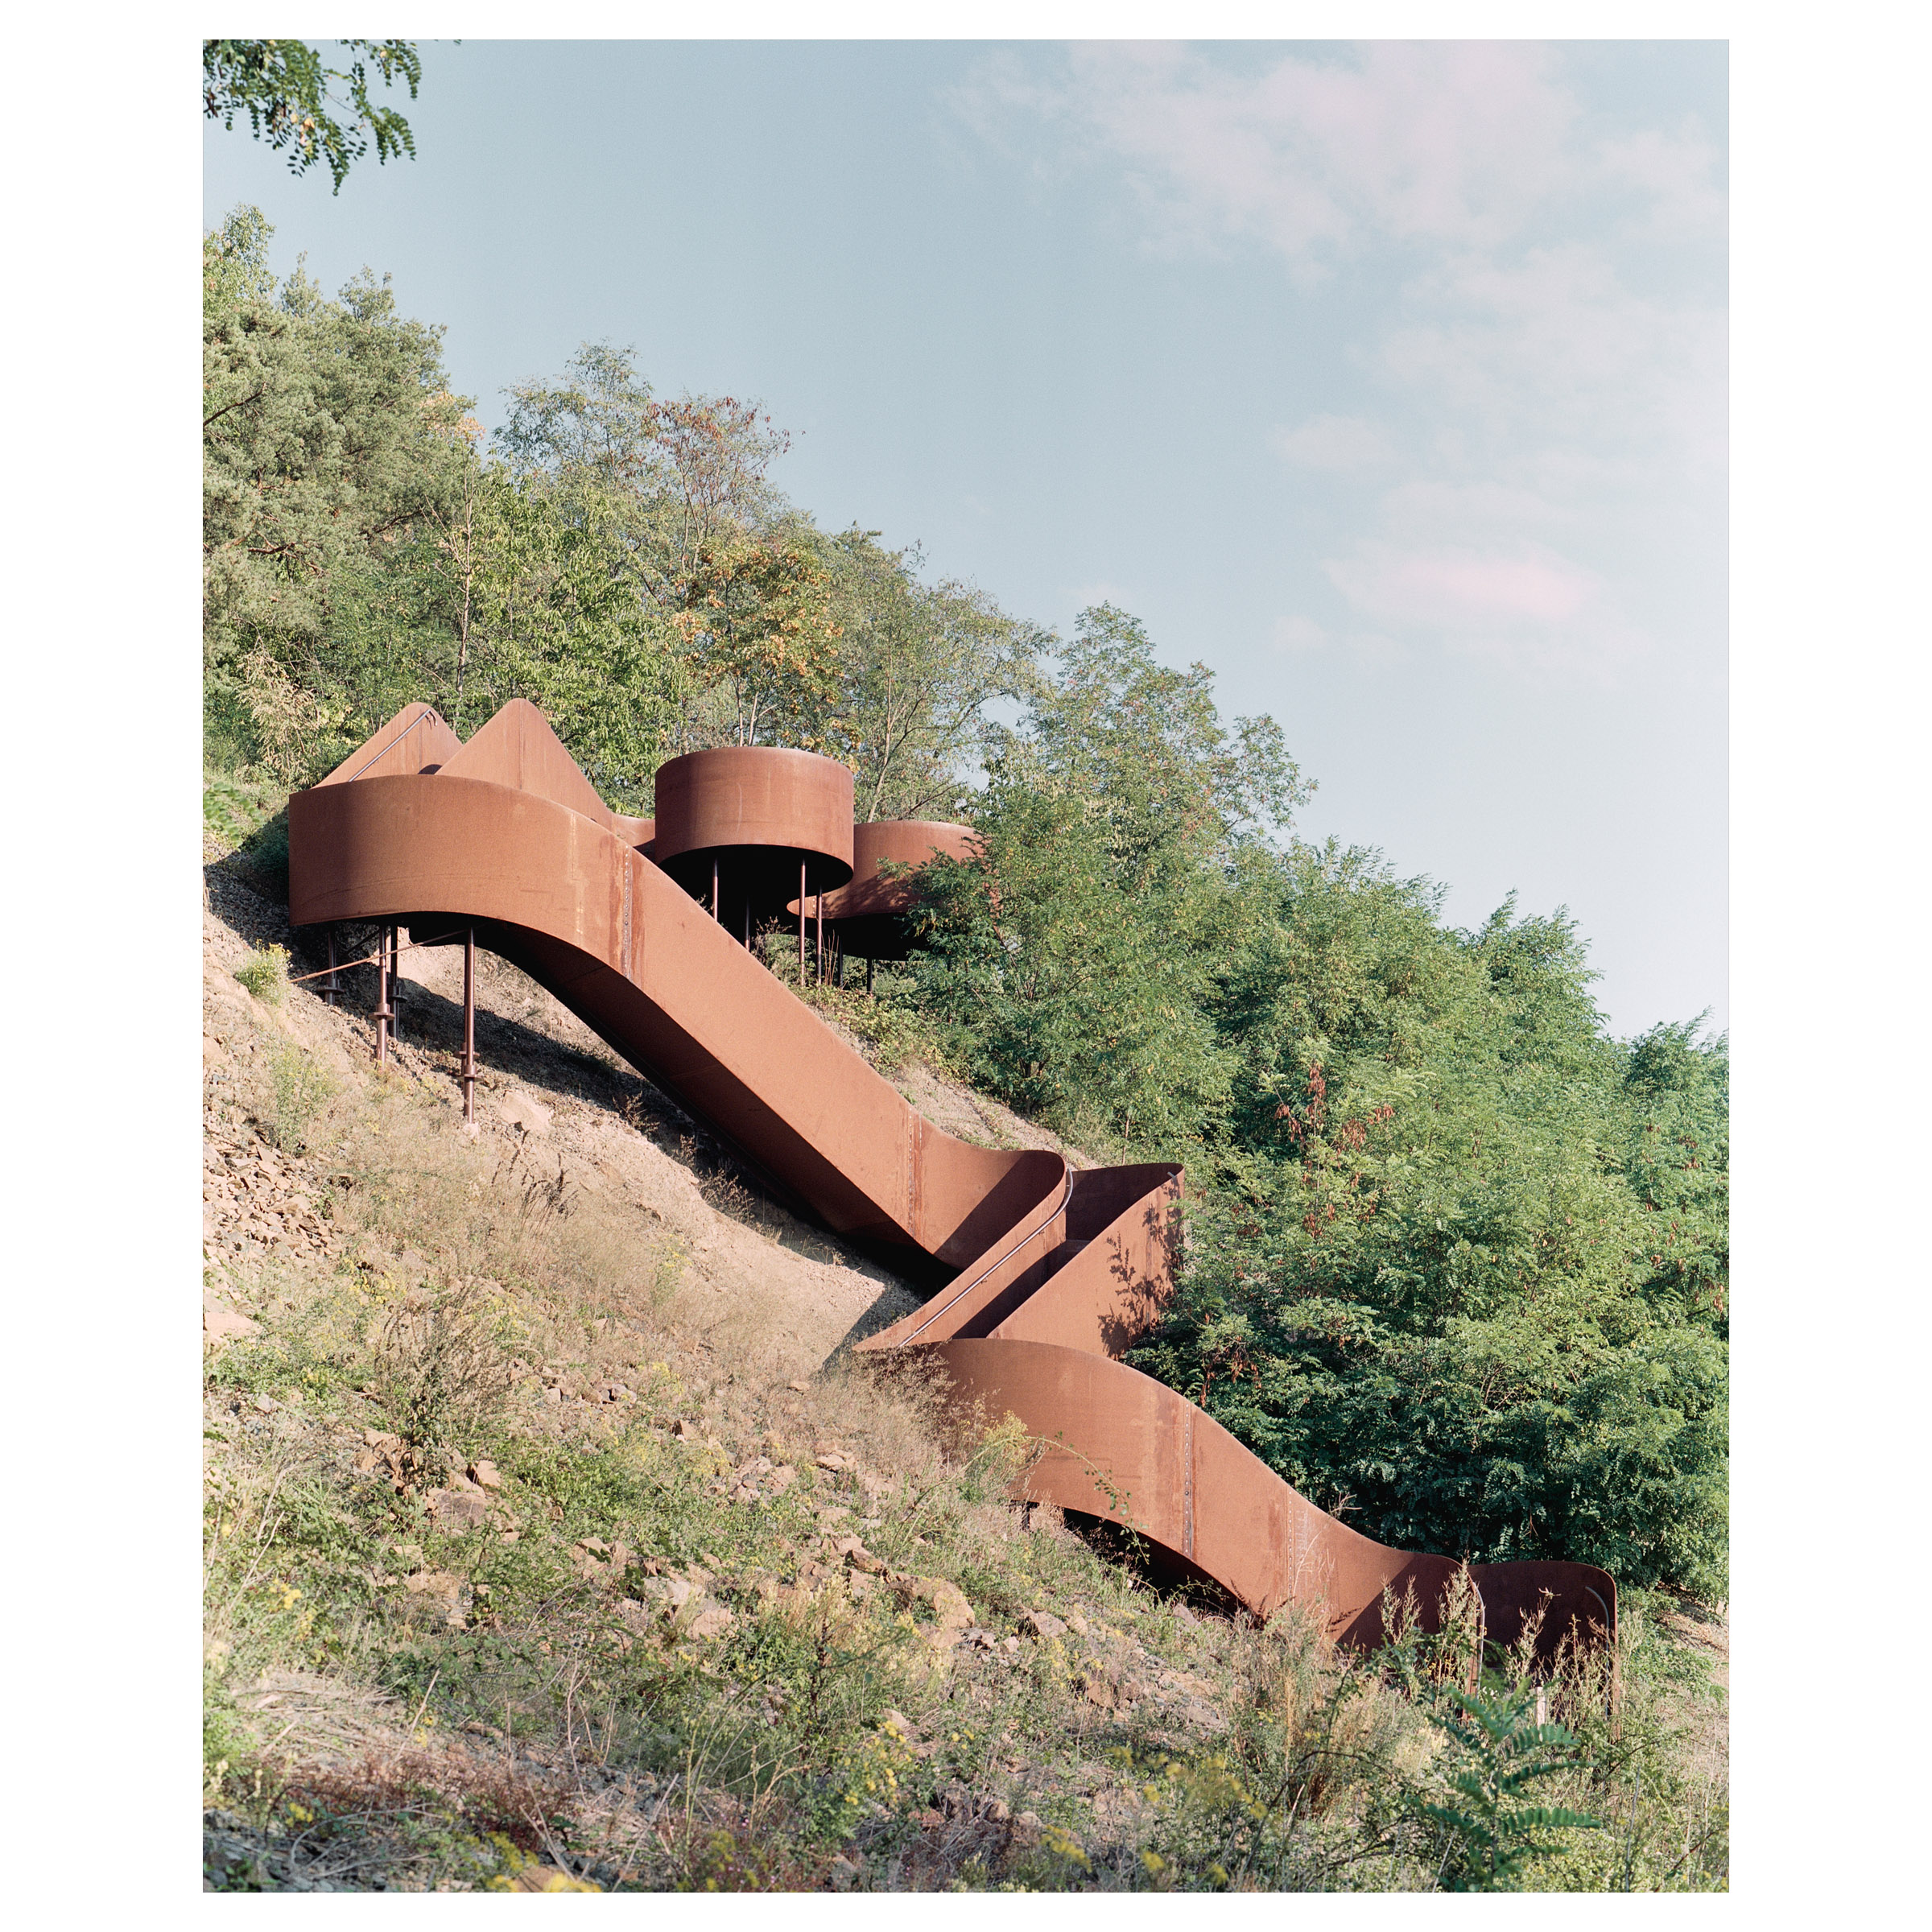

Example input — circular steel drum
[654,747,854,927]
[818,819,979,960]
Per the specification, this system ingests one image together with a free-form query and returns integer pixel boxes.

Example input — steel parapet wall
[289,767,1053,1269]
[315,701,462,786]
[653,746,855,920]
[911,1339,1615,1656]
[289,701,1620,1669]
[814,819,979,961]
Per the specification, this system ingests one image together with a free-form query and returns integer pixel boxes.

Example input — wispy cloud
[1270,413,1394,471]
[1271,612,1331,652]
[1327,543,1601,628]
[955,43,1726,683]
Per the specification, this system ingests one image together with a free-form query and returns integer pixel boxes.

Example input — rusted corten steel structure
[809,819,980,964]
[288,700,1616,1663]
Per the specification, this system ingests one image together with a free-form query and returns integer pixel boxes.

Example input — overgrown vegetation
[268,1044,336,1154]
[1418,1686,1603,1890]
[882,627,1728,1600]
[200,1005,1725,1892]
[235,944,291,1005]
[202,206,1725,1891]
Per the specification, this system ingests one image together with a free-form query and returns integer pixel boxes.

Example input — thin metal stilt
[374,923,393,1063]
[462,927,477,1123]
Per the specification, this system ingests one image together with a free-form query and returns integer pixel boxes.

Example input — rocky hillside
[199,819,1728,1894]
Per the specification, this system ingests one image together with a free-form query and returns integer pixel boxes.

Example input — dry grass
[202,865,1725,1894]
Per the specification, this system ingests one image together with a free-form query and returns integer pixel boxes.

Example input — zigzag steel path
[289,701,1616,1663]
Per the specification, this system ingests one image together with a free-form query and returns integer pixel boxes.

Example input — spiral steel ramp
[288,700,1616,1663]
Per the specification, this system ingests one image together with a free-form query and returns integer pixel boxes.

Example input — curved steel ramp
[290,701,1615,1662]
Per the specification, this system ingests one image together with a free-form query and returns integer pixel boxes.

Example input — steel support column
[462,927,477,1123]
[374,924,393,1063]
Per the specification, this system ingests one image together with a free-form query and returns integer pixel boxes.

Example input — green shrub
[367,1277,525,1468]
[269,1043,336,1154]
[1418,1683,1602,1891]
[235,944,290,1005]
[801,980,959,1077]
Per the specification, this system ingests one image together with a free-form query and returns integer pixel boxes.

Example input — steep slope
[286,700,1615,1661]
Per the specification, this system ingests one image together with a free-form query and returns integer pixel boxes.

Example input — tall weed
[236,943,290,1005]
[368,1277,525,1469]
[269,1044,336,1154]
[1417,1683,1602,1890]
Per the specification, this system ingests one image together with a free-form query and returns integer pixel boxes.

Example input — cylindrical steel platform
[653,746,854,934]
[815,819,979,960]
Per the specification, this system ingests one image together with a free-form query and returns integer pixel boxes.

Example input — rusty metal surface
[288,701,1616,1663]
[316,702,461,786]
[439,697,616,830]
[609,813,656,857]
[653,745,854,912]
[900,1341,1611,1656]
[809,819,979,961]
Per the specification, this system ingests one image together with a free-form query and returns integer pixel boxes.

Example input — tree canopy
[202,207,469,781]
[891,638,1726,1595]
[204,40,422,192]
[204,230,1047,813]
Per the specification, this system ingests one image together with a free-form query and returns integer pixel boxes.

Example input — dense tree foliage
[902,605,1307,1145]
[202,208,470,782]
[899,769,1728,1595]
[202,208,1727,1600]
[822,530,1046,824]
[1137,866,1726,1597]
[204,217,1038,812]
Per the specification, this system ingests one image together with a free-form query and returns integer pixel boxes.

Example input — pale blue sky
[204,39,1728,1040]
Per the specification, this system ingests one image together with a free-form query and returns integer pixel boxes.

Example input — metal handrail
[287,928,464,984]
[345,707,446,784]
[902,1164,1073,1344]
